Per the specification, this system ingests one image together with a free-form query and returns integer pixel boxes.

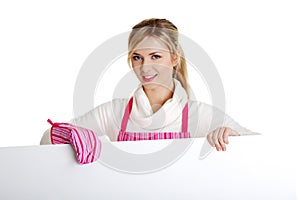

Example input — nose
[140,57,153,73]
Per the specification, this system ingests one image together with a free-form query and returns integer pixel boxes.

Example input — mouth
[142,74,158,82]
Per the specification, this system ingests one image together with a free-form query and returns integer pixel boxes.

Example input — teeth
[144,75,156,79]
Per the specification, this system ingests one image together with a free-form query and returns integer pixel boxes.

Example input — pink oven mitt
[47,119,101,164]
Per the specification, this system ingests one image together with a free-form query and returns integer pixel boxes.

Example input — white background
[0,0,299,197]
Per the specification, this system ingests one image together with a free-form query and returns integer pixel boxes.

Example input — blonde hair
[127,18,189,97]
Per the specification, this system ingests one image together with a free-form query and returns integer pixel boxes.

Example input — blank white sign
[0,135,297,200]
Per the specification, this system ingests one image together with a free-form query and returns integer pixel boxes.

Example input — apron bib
[117,97,190,141]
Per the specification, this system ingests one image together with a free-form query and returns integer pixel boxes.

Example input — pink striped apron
[117,97,190,141]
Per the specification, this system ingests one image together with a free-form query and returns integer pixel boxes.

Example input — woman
[41,18,254,163]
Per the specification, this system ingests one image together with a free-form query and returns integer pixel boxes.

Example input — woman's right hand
[48,119,101,164]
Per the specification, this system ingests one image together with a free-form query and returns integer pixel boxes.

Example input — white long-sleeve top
[40,79,254,144]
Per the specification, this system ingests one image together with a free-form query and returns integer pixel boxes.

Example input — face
[130,36,178,91]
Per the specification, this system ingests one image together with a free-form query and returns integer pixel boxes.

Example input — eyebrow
[133,51,162,56]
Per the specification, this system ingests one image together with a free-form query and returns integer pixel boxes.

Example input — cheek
[132,67,144,82]
[161,58,175,69]
[155,59,173,72]
[157,65,173,78]
[132,66,140,75]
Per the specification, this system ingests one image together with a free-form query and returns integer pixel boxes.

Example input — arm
[40,101,112,145]
[40,99,128,144]
[40,129,51,145]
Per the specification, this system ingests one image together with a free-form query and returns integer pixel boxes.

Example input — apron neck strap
[120,97,133,131]
[181,102,188,133]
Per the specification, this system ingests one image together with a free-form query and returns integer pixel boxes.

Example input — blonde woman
[41,18,253,163]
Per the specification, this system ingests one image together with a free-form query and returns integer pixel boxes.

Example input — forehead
[133,36,169,53]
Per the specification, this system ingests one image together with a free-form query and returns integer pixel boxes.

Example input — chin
[142,83,158,90]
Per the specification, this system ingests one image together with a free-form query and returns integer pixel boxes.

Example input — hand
[207,127,239,151]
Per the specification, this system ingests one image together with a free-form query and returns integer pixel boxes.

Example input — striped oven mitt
[47,119,101,164]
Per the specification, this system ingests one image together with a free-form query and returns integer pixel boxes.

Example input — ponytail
[173,46,189,98]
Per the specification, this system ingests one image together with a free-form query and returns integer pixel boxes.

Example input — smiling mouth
[142,74,157,82]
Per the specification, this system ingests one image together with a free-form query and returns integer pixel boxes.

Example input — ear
[171,53,180,67]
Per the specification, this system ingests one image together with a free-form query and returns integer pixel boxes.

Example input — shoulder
[111,98,130,110]
[73,98,130,131]
[98,98,129,112]
[187,100,225,117]
[188,100,224,110]
[187,100,211,111]
[92,98,129,117]
[93,98,129,109]
[74,98,129,120]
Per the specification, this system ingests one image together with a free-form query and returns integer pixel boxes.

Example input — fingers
[207,131,215,147]
[207,127,236,151]
[222,128,230,145]
[217,127,227,151]
[207,128,223,151]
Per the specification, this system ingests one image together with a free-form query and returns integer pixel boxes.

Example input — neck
[143,81,175,113]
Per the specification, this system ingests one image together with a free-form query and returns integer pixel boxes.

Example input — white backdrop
[0,0,299,197]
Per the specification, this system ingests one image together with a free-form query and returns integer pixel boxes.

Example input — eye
[132,55,143,61]
[152,55,161,60]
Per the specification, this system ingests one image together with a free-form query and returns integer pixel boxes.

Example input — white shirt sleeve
[189,101,257,137]
[40,99,128,145]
